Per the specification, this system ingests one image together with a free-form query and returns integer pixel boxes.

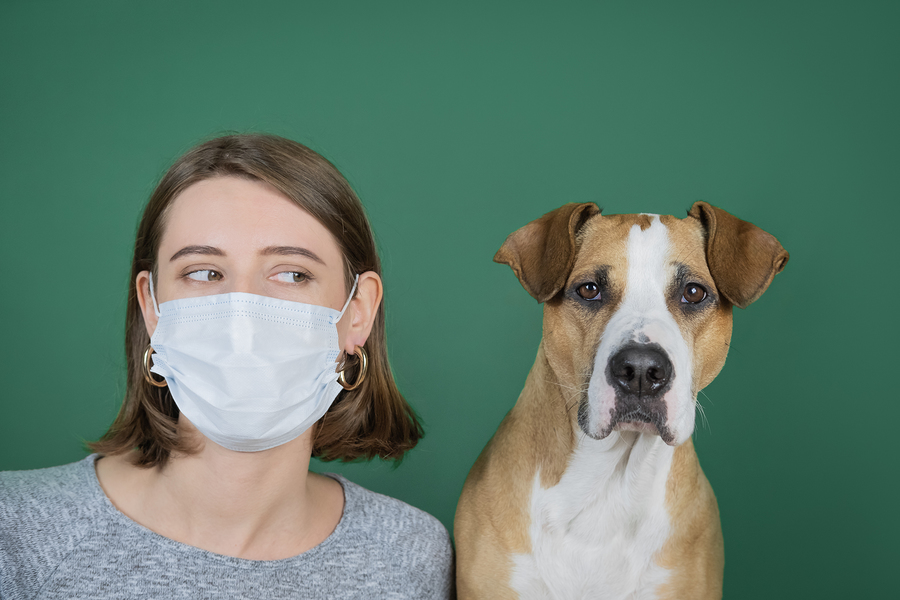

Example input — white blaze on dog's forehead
[585,215,697,446]
[624,216,670,317]
[623,216,695,444]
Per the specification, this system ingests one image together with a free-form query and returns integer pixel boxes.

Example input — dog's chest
[509,435,674,600]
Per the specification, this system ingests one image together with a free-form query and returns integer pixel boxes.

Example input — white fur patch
[509,432,674,599]
[586,216,695,445]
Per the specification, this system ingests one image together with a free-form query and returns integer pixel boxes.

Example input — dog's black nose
[609,344,673,397]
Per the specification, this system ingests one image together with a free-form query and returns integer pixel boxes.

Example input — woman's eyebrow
[260,246,325,265]
[169,245,225,261]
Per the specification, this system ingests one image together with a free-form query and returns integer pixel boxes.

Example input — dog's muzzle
[608,343,672,397]
[593,342,676,443]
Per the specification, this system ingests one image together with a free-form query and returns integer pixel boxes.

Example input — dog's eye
[681,283,707,304]
[577,282,601,300]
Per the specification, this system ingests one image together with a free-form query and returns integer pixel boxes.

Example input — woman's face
[136,176,377,354]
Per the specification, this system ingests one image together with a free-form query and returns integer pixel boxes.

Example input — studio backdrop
[1,2,897,598]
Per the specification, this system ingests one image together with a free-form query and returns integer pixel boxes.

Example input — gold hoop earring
[338,345,368,391]
[142,345,168,388]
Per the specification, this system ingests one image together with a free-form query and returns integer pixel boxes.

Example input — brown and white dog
[454,202,788,599]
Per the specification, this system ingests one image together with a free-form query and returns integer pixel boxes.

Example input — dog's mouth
[616,408,654,424]
[577,394,676,444]
[612,409,663,438]
[609,405,675,444]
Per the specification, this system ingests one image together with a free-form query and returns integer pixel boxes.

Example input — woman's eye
[577,282,601,300]
[272,271,308,284]
[186,270,223,282]
[681,283,707,304]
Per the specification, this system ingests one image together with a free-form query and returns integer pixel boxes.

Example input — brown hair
[89,134,423,467]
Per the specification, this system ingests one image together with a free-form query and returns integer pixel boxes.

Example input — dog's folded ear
[494,203,600,303]
[688,201,789,309]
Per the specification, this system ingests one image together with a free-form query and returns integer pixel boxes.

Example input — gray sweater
[0,455,454,599]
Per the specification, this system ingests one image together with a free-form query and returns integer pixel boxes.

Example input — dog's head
[496,202,788,446]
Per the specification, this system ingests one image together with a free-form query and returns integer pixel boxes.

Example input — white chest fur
[510,432,674,600]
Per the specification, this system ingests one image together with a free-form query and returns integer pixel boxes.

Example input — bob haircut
[90,134,423,467]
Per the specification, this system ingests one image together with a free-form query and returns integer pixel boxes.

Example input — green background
[1,1,897,597]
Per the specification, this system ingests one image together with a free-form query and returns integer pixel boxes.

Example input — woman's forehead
[159,176,342,265]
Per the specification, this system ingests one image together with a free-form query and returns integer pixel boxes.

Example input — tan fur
[688,202,789,309]
[655,438,725,599]
[455,348,575,599]
[541,214,632,411]
[659,215,734,392]
[456,203,787,599]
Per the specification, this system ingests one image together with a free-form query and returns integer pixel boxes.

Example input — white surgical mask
[147,275,358,452]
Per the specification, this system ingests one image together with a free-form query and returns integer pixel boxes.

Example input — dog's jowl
[454,202,788,600]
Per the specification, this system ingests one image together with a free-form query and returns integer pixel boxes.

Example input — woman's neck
[95,428,344,560]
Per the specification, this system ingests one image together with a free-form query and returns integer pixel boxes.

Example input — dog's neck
[573,432,672,515]
[513,401,676,597]
[539,431,674,534]
[520,344,676,523]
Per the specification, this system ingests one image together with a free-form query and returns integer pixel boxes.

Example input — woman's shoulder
[326,474,455,598]
[0,455,108,596]
[0,454,103,521]
[334,475,451,550]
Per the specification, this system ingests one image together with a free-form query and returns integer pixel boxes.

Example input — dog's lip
[613,421,659,435]
[612,407,662,437]
[611,419,677,445]
[617,409,654,424]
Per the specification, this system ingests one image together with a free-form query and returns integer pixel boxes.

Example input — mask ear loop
[148,273,162,318]
[332,274,360,324]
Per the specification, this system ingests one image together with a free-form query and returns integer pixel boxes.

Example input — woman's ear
[343,271,383,355]
[135,270,160,338]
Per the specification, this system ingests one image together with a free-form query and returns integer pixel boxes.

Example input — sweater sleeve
[0,457,101,600]
[408,516,455,600]
[333,475,456,599]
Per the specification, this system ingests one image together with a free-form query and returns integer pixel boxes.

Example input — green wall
[1,1,897,597]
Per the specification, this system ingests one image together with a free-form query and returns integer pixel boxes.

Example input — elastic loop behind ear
[148,273,162,317]
[333,274,360,324]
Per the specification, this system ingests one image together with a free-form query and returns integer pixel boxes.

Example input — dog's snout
[609,344,673,397]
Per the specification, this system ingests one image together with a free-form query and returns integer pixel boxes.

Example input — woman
[0,134,454,598]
